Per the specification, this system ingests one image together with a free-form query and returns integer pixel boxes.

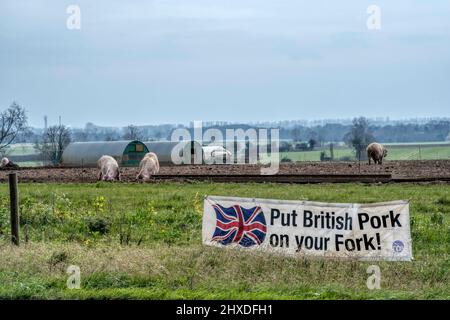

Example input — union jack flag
[211,204,267,247]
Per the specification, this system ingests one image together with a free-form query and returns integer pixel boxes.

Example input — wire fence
[279,143,450,162]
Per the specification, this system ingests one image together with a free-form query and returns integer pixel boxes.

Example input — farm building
[62,140,149,167]
[144,141,203,165]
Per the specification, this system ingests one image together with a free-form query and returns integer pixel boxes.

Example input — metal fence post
[358,148,361,173]
[8,173,20,246]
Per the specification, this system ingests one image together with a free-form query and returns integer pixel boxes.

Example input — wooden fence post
[9,173,20,246]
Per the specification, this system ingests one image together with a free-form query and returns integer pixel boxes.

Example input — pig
[136,152,160,181]
[97,155,120,181]
[366,142,388,165]
[0,157,19,169]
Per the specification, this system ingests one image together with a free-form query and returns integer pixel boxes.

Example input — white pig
[136,152,160,181]
[97,155,120,181]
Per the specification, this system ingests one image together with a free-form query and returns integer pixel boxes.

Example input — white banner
[203,196,412,261]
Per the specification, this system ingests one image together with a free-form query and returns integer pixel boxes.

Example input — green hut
[62,140,149,167]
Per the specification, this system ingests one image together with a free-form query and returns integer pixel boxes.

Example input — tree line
[1,102,449,165]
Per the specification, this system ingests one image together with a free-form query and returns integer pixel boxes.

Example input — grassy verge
[0,182,449,299]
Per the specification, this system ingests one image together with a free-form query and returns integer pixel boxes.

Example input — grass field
[3,143,37,156]
[283,144,450,162]
[0,182,449,299]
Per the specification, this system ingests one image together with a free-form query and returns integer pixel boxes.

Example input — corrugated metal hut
[144,141,203,165]
[62,140,149,167]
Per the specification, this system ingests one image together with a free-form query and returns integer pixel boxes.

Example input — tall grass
[0,182,448,299]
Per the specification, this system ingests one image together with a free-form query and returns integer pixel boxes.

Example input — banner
[203,196,412,261]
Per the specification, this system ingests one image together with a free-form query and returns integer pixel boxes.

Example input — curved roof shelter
[144,141,203,165]
[62,140,149,167]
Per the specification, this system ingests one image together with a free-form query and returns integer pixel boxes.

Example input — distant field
[2,144,43,167]
[3,143,37,156]
[0,182,448,299]
[3,142,450,167]
[282,144,450,162]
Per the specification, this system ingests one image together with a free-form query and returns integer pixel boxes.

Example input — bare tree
[0,102,28,152]
[35,125,71,166]
[344,117,375,160]
[122,125,144,141]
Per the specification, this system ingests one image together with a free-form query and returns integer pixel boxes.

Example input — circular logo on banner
[392,240,404,253]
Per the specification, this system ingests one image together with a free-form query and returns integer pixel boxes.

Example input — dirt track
[0,160,449,183]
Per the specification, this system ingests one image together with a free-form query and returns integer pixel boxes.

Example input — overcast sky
[1,0,449,128]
